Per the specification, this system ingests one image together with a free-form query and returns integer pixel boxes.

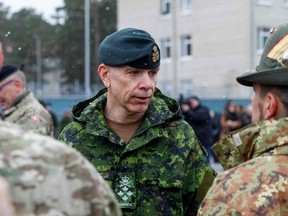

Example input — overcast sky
[0,0,64,24]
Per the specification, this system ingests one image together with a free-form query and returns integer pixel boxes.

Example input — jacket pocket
[137,174,184,215]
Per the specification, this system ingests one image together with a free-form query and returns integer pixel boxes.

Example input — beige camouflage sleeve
[0,124,121,216]
[0,176,14,216]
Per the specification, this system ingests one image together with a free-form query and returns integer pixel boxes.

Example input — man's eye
[129,71,139,75]
[150,71,158,76]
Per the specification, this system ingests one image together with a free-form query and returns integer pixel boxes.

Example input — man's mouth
[133,95,151,102]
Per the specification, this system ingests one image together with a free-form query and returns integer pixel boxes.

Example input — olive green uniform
[59,88,217,216]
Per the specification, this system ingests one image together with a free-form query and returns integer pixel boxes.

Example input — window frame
[255,0,273,6]
[160,37,172,60]
[257,27,270,53]
[160,0,171,16]
[181,0,192,14]
[181,35,192,58]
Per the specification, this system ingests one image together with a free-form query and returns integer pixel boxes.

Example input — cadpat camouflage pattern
[59,88,217,216]
[198,117,288,215]
[0,120,121,216]
[4,91,54,136]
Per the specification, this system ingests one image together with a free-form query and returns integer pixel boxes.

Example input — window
[160,38,171,59]
[160,0,171,16]
[181,35,192,57]
[257,27,270,52]
[181,0,192,14]
[256,0,273,6]
[180,79,192,96]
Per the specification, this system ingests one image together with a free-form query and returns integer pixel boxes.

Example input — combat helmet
[237,23,288,86]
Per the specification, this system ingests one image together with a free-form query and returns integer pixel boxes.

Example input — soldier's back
[198,155,288,215]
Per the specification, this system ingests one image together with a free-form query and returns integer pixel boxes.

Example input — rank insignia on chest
[115,173,136,209]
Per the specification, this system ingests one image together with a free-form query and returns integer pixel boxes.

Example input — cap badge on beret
[267,33,288,67]
[152,45,160,63]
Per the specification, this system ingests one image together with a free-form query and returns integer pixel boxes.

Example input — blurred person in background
[219,100,242,139]
[59,28,217,215]
[181,96,214,163]
[198,23,288,215]
[58,109,73,133]
[39,100,59,137]
[0,64,53,136]
[238,103,252,127]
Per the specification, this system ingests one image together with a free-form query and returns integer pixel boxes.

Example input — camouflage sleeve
[0,177,14,216]
[0,126,121,216]
[25,115,52,136]
[177,121,217,215]
[58,121,84,147]
[10,110,53,136]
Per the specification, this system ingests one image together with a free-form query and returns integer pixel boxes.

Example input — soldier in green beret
[198,23,288,215]
[58,28,217,215]
[0,64,54,136]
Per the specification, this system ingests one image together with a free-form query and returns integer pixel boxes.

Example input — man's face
[251,83,265,123]
[189,98,199,109]
[105,65,159,114]
[0,78,18,110]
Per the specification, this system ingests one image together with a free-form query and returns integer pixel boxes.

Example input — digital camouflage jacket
[0,120,121,216]
[4,91,54,136]
[58,88,217,216]
[198,117,288,215]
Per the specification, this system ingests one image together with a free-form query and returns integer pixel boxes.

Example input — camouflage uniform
[59,88,217,216]
[0,176,14,216]
[198,117,288,215]
[0,120,121,216]
[4,91,54,136]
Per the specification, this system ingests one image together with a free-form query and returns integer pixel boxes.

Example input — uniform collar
[4,91,30,117]
[212,117,288,170]
[73,88,180,146]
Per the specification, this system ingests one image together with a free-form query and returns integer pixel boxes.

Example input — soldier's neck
[105,115,143,143]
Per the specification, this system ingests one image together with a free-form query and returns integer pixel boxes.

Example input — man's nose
[138,73,153,88]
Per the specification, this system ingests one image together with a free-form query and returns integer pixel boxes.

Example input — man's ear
[98,64,110,88]
[264,92,277,119]
[13,79,23,92]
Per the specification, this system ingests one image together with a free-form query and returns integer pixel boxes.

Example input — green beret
[99,28,160,69]
[237,23,288,86]
[0,64,19,82]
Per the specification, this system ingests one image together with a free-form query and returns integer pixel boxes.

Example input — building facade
[117,0,288,99]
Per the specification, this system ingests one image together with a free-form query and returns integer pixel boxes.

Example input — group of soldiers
[0,43,121,215]
[0,22,288,216]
